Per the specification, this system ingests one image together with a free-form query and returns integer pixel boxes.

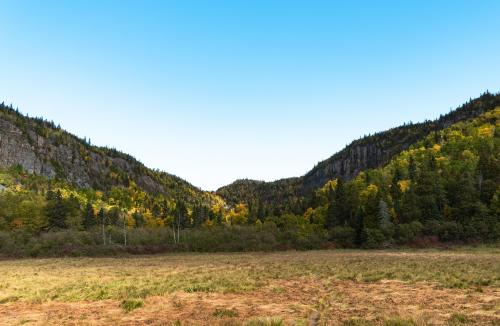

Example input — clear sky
[1,1,500,190]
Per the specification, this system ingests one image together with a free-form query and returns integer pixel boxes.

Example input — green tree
[45,190,68,230]
[83,202,96,230]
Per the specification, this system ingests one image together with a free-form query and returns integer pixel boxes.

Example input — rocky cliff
[0,103,205,203]
[0,117,56,179]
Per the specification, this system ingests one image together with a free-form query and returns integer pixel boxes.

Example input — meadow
[0,248,499,325]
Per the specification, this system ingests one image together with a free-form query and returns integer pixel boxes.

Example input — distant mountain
[0,103,209,205]
[217,92,500,213]
[0,93,498,252]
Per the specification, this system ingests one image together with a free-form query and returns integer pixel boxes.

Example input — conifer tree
[83,202,96,230]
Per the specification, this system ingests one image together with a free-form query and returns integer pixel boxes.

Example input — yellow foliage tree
[225,203,248,225]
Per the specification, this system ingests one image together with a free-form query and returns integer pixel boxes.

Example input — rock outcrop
[0,103,204,202]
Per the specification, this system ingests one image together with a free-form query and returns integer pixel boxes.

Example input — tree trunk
[123,215,127,246]
[102,221,106,245]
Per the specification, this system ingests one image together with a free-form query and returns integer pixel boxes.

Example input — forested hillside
[0,103,208,201]
[303,107,499,246]
[0,94,498,256]
[217,92,500,215]
[0,102,221,236]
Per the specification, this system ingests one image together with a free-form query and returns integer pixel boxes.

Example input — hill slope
[217,92,500,213]
[0,103,208,205]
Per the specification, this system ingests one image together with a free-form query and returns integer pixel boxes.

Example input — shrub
[0,231,15,253]
[395,221,423,244]
[363,228,386,248]
[423,219,441,236]
[462,218,490,241]
[330,226,356,248]
[438,221,463,241]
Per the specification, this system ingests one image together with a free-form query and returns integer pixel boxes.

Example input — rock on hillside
[0,103,205,202]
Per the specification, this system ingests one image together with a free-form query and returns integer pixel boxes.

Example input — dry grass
[0,248,499,325]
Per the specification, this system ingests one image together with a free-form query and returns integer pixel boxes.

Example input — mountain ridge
[1,92,499,209]
[216,92,500,210]
[0,92,498,254]
[0,103,209,205]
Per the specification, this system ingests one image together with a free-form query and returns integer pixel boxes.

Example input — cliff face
[218,93,500,206]
[0,104,204,202]
[302,142,387,192]
[0,114,161,192]
[0,118,56,179]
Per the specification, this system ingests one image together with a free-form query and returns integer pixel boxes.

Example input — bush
[278,223,327,250]
[363,228,386,248]
[0,231,15,253]
[462,218,489,241]
[423,219,441,236]
[183,225,280,252]
[395,221,423,244]
[330,226,356,248]
[437,221,463,241]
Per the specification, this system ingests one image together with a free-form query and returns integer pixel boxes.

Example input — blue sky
[1,0,499,190]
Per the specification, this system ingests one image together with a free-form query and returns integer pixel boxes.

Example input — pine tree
[98,208,107,245]
[83,202,96,230]
[408,155,417,180]
[391,165,403,218]
[414,155,445,221]
[325,179,350,229]
[45,190,68,230]
[378,199,392,229]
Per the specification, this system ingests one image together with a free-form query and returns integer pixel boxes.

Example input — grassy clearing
[0,248,498,325]
[0,249,498,303]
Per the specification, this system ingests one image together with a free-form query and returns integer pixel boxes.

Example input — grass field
[0,248,499,325]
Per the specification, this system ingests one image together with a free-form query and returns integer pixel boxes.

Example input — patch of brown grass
[0,249,498,325]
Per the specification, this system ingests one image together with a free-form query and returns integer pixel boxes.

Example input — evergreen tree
[325,179,350,229]
[247,201,258,225]
[83,202,96,230]
[414,155,445,221]
[408,155,417,180]
[45,190,68,230]
[378,199,392,229]
[98,208,107,245]
[378,199,394,239]
[391,166,403,218]
[399,185,420,223]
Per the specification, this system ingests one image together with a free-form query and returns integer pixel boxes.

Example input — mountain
[217,92,500,213]
[304,103,499,246]
[0,103,209,205]
[0,93,498,254]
